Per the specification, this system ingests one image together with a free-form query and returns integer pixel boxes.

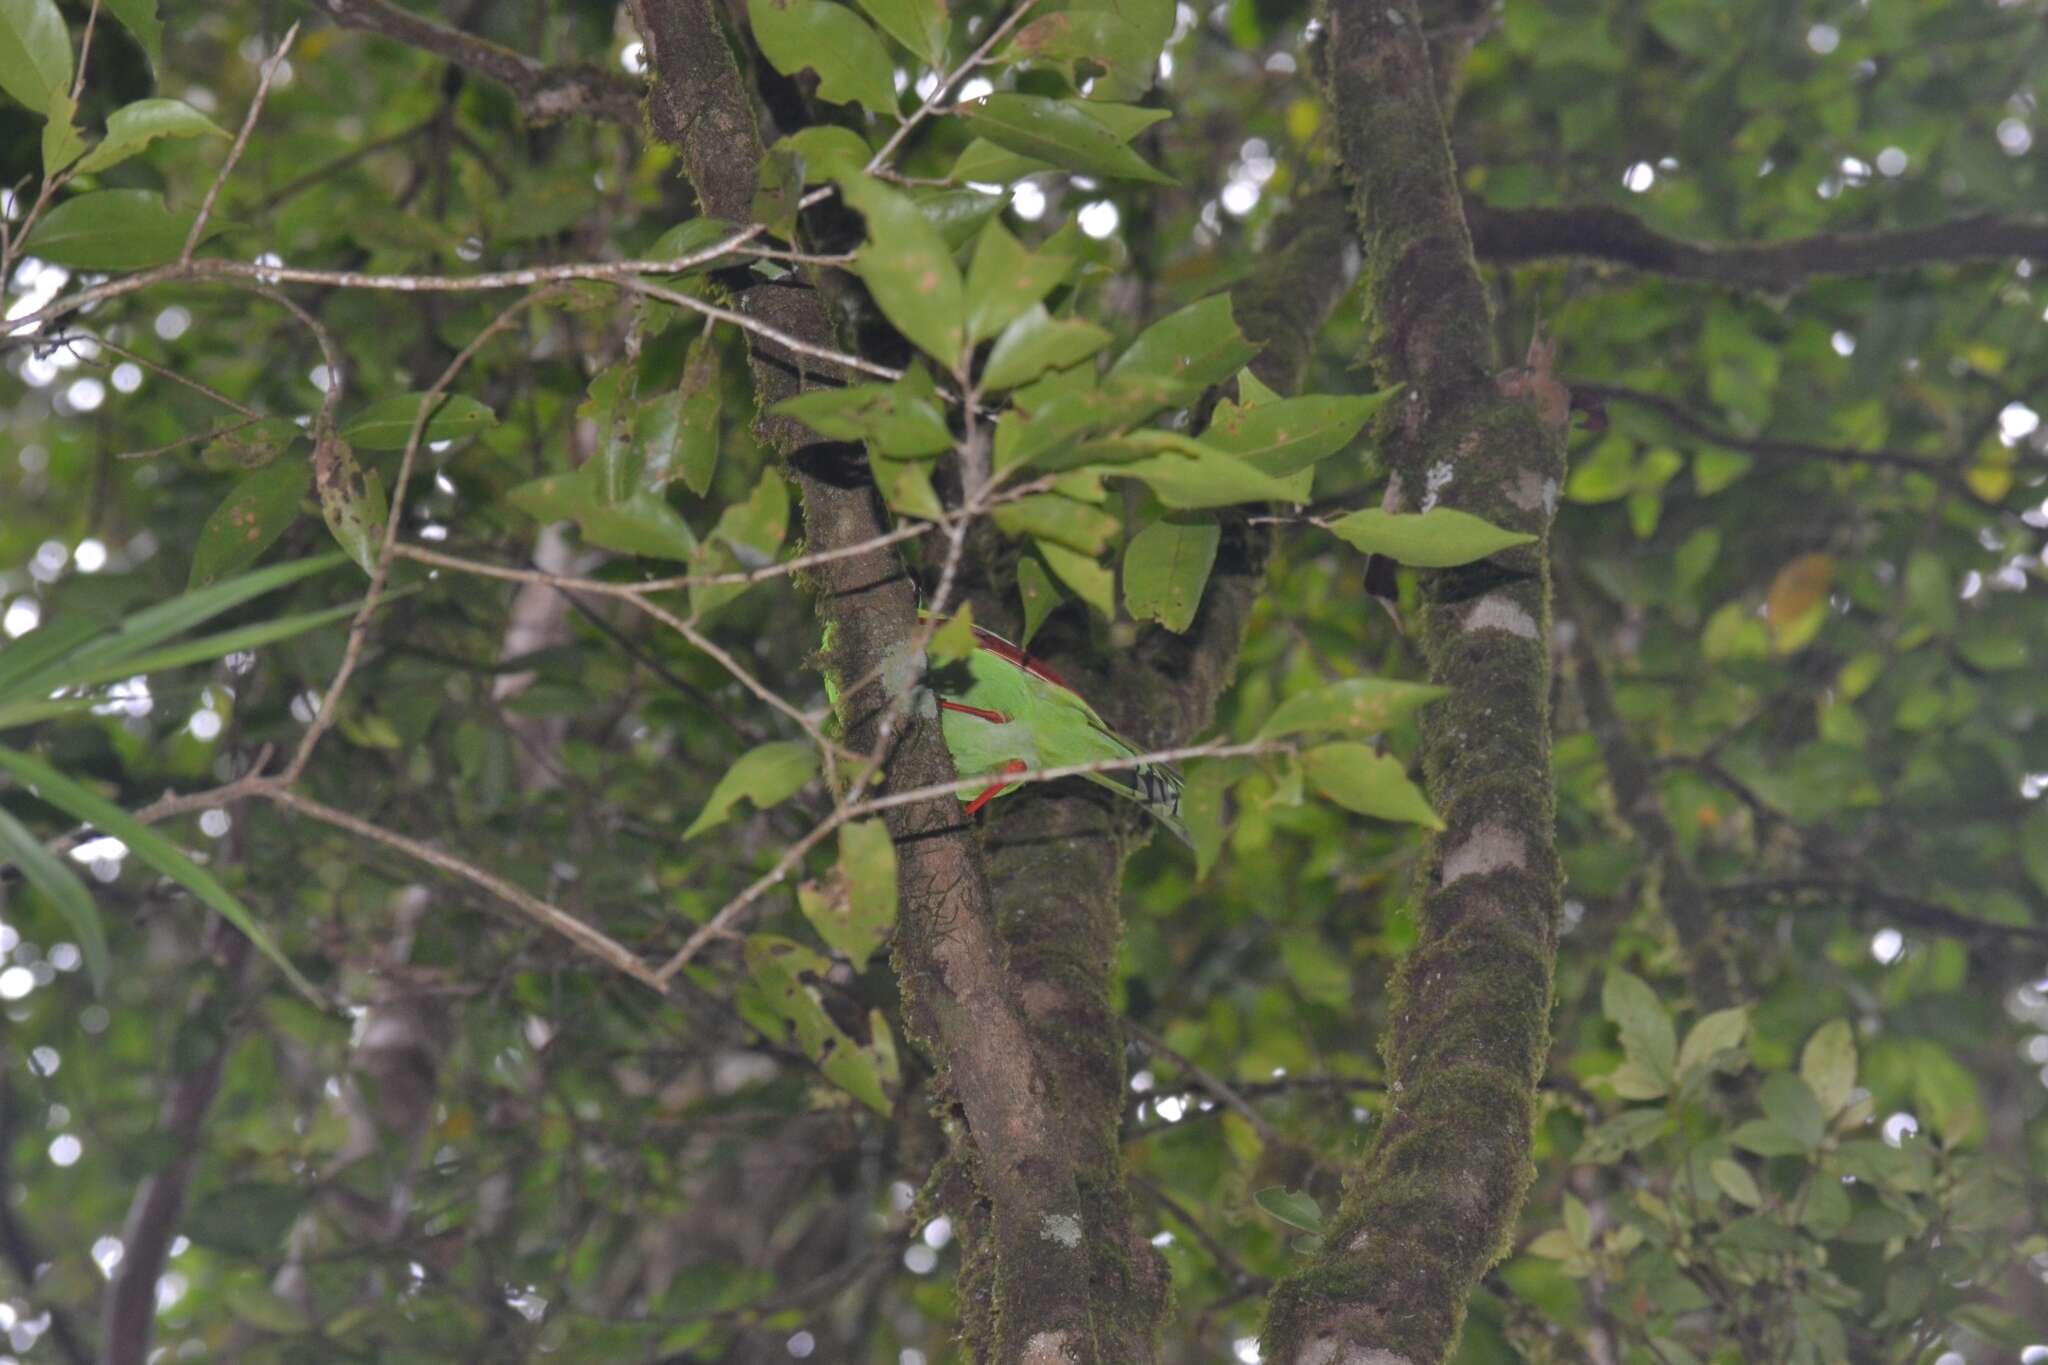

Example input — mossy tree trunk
[1260,1,1570,1361]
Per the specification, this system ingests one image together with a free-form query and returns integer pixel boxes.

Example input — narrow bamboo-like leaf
[0,745,323,1003]
[68,600,363,693]
[961,93,1174,184]
[190,459,310,587]
[340,393,496,450]
[0,0,70,114]
[75,98,224,174]
[850,0,948,65]
[980,305,1110,392]
[1300,743,1442,829]
[1256,676,1446,739]
[0,554,345,707]
[0,805,109,994]
[685,741,819,839]
[964,217,1075,343]
[747,0,899,116]
[24,189,210,269]
[1123,514,1219,633]
[314,436,388,577]
[1254,1186,1324,1233]
[838,175,967,365]
[1325,507,1536,567]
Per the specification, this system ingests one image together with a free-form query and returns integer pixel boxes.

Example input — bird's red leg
[964,759,1029,815]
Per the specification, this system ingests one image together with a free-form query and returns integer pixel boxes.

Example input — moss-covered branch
[630,5,1100,1358]
[1259,2,1568,1361]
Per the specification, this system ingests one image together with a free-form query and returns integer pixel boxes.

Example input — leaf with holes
[748,0,899,117]
[190,458,310,588]
[314,436,388,577]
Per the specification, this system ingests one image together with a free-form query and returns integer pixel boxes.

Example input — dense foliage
[1,0,2045,1361]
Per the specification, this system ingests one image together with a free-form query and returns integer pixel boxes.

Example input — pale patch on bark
[1020,979,1068,1019]
[1297,1339,1415,1365]
[1506,468,1558,519]
[882,639,936,718]
[1463,594,1538,639]
[1381,471,1404,513]
[1442,819,1526,886]
[1040,1212,1083,1248]
[1419,460,1454,512]
[1023,1331,1079,1365]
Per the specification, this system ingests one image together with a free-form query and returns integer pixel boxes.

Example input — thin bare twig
[864,0,1044,172]
[1126,1018,1282,1147]
[184,22,301,261]
[656,738,1293,979]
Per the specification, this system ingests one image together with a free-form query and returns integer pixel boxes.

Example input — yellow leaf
[1765,553,1832,653]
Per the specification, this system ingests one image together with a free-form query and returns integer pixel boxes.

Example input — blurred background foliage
[0,0,2045,1361]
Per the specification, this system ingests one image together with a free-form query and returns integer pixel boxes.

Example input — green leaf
[950,137,1052,184]
[225,1284,312,1335]
[0,805,109,994]
[1001,10,1156,100]
[797,818,896,970]
[1729,1118,1810,1158]
[64,600,361,693]
[2023,804,2048,900]
[673,333,723,495]
[991,494,1119,555]
[1123,514,1218,633]
[1676,1005,1750,1082]
[0,554,344,707]
[1709,1157,1762,1208]
[644,215,747,273]
[313,437,388,577]
[1202,389,1397,478]
[0,0,70,117]
[23,188,212,269]
[961,93,1174,184]
[202,416,302,471]
[1255,677,1447,740]
[99,0,160,67]
[1324,507,1537,567]
[1016,553,1060,646]
[1108,295,1259,399]
[1574,1108,1670,1163]
[685,741,820,838]
[747,0,899,116]
[1602,970,1675,1088]
[773,364,953,457]
[75,98,225,174]
[1300,743,1442,829]
[340,393,497,450]
[1036,539,1114,617]
[836,175,967,366]
[850,0,947,65]
[189,458,310,588]
[1109,433,1303,509]
[743,935,891,1113]
[0,745,323,1004]
[873,455,945,520]
[510,471,700,562]
[1253,1186,1324,1233]
[1759,1072,1826,1154]
[40,87,82,174]
[1909,1041,1983,1146]
[965,219,1076,344]
[773,126,873,186]
[981,305,1111,392]
[1800,1020,1856,1120]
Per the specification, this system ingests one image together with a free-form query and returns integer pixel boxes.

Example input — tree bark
[1260,1,1568,1360]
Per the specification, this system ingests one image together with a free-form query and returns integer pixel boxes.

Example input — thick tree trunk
[1260,1,1569,1360]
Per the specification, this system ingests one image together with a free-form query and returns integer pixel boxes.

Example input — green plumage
[933,622,1189,845]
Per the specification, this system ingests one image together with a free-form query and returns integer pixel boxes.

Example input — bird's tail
[1082,761,1192,848]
